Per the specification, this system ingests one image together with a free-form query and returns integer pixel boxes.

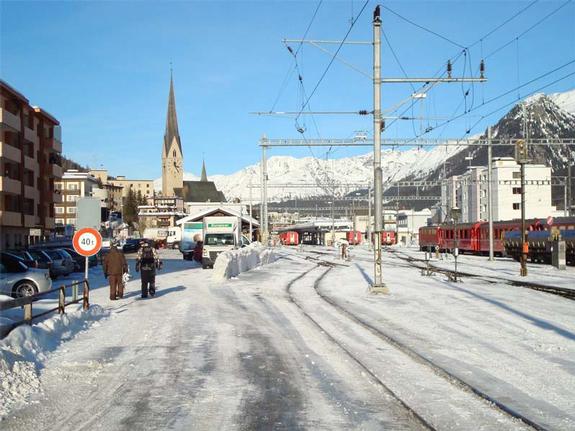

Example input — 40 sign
[73,228,103,257]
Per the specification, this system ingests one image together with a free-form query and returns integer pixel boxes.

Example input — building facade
[54,170,100,227]
[396,208,432,245]
[1,80,63,248]
[441,157,554,223]
[89,169,153,200]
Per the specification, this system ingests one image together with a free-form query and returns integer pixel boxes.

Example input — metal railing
[0,280,90,337]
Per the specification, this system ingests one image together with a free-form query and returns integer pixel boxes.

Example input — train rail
[285,257,543,430]
[387,249,575,300]
[285,265,436,430]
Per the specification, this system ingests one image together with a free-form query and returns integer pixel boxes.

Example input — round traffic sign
[73,228,103,257]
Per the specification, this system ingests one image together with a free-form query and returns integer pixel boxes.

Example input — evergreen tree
[124,188,138,225]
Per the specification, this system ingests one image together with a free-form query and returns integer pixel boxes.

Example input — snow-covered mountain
[155,88,574,203]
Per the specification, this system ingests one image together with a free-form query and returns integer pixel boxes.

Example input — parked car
[3,250,38,268]
[122,238,141,253]
[40,249,75,278]
[0,253,52,297]
[27,249,55,274]
[60,248,98,272]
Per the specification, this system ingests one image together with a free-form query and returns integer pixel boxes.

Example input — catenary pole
[487,127,494,261]
[371,6,387,293]
[368,185,372,250]
[260,135,269,244]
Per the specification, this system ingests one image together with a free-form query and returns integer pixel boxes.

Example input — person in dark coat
[135,240,161,298]
[103,242,128,300]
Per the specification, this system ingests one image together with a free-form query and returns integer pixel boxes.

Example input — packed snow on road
[1,245,574,430]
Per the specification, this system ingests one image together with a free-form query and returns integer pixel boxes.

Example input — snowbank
[0,304,109,419]
[212,243,278,280]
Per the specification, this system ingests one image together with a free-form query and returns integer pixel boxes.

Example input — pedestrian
[103,240,128,300]
[135,240,162,298]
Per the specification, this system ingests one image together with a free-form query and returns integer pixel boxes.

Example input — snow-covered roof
[176,206,260,227]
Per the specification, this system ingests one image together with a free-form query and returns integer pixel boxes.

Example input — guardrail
[0,280,90,337]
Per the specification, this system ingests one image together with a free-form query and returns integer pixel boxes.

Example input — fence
[0,280,90,337]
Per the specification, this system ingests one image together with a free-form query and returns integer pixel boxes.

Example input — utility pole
[367,185,372,250]
[371,6,387,293]
[260,135,269,245]
[569,163,573,216]
[249,176,253,242]
[487,127,494,261]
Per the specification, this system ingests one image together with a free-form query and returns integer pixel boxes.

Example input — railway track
[285,258,541,430]
[387,249,575,300]
[285,266,436,431]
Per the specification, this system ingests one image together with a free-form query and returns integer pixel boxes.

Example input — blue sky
[2,0,574,179]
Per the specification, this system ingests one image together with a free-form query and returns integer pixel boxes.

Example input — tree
[124,188,138,225]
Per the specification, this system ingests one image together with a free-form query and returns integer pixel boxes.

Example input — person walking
[103,241,128,300]
[135,240,161,298]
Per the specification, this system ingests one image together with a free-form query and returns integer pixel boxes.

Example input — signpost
[73,227,103,282]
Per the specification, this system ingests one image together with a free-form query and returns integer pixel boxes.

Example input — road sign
[76,197,102,230]
[73,228,102,257]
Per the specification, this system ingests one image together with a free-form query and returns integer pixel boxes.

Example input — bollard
[72,281,78,302]
[83,280,90,310]
[59,286,66,314]
[24,302,33,324]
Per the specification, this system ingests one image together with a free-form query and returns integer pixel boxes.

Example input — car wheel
[13,281,38,298]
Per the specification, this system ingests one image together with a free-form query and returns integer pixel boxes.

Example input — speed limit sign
[73,228,103,257]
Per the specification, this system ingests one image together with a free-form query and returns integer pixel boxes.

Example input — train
[382,230,396,246]
[346,231,363,245]
[279,231,299,246]
[419,217,575,265]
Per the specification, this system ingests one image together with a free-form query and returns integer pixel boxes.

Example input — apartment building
[89,169,153,200]
[0,80,63,248]
[54,170,100,227]
[396,208,432,245]
[441,157,554,223]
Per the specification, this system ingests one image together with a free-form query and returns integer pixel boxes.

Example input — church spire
[200,158,208,182]
[163,70,182,157]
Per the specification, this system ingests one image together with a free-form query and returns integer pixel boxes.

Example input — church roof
[177,180,226,203]
[163,73,182,156]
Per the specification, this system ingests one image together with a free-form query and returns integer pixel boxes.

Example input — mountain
[155,89,574,208]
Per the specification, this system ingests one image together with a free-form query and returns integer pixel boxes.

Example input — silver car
[0,253,52,297]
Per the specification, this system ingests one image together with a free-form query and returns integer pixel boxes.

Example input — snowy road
[2,247,574,430]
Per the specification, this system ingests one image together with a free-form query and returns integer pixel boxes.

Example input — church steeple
[200,159,208,182]
[163,70,182,157]
[162,69,184,197]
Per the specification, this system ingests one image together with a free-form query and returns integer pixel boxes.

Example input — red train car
[439,222,483,253]
[419,226,441,251]
[279,231,299,246]
[381,230,396,246]
[346,231,363,245]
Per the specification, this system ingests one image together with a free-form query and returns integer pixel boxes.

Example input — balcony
[0,109,21,131]
[50,163,63,178]
[0,210,22,227]
[46,137,62,153]
[24,127,38,144]
[24,185,39,201]
[24,154,39,170]
[0,176,22,194]
[24,215,36,228]
[0,141,22,162]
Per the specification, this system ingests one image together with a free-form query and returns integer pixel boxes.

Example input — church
[161,72,225,203]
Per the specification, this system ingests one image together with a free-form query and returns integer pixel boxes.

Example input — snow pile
[212,243,278,280]
[0,305,109,418]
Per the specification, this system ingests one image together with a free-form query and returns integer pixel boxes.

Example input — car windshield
[59,250,72,259]
[29,250,50,262]
[0,255,27,273]
[204,234,234,246]
[45,250,61,260]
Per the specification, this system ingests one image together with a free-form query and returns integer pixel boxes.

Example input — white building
[354,209,397,235]
[54,170,101,228]
[441,158,555,223]
[396,208,432,245]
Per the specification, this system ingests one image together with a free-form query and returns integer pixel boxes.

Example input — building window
[68,183,78,190]
[513,203,520,210]
[55,207,64,214]
[512,171,521,179]
[24,170,34,187]
[67,207,76,214]
[4,98,20,115]
[23,198,35,215]
[67,195,78,202]
[3,161,21,179]
[67,218,76,225]
[512,187,521,195]
[55,218,64,225]
[4,194,21,212]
